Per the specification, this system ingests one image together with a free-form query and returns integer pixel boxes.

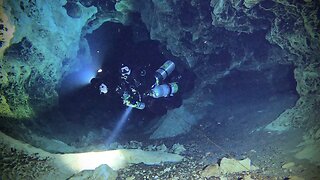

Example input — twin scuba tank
[154,60,176,85]
[123,60,179,109]
[149,82,179,98]
[149,60,179,98]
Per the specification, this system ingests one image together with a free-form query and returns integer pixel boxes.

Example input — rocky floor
[1,91,319,179]
[0,141,56,179]
[114,92,319,179]
[1,121,319,179]
[115,127,320,179]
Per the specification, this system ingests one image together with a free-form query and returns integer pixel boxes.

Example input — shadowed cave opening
[33,21,197,145]
[1,1,320,179]
[191,60,299,162]
[16,21,299,152]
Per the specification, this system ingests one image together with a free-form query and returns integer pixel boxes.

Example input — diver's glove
[123,99,145,110]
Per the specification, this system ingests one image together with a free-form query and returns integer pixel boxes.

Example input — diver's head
[120,64,131,76]
[99,83,108,94]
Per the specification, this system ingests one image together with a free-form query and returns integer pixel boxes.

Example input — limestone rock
[266,0,320,63]
[113,0,308,139]
[294,134,320,164]
[149,105,197,139]
[171,143,186,154]
[282,162,295,169]
[0,0,97,118]
[265,96,320,132]
[92,164,117,180]
[220,157,258,174]
[244,0,262,9]
[210,0,266,33]
[265,64,320,133]
[295,65,320,96]
[201,157,258,178]
[156,144,168,152]
[201,164,221,178]
[0,95,12,117]
[287,176,305,180]
[69,164,118,180]
[0,131,183,179]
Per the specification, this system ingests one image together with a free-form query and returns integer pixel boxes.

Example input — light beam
[106,107,133,146]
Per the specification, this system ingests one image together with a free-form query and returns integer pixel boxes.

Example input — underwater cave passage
[199,63,299,151]
[52,21,195,144]
[212,64,298,105]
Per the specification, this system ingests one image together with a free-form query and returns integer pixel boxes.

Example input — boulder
[0,0,97,118]
[69,164,118,180]
[201,157,258,178]
[149,105,198,139]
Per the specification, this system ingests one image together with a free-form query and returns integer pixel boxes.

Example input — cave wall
[0,0,96,118]
[111,0,319,138]
[0,0,319,140]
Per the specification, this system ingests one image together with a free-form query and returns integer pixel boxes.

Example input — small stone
[287,176,305,180]
[282,162,295,169]
[201,164,221,178]
[126,176,135,180]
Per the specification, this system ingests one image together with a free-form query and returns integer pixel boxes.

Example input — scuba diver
[90,60,180,110]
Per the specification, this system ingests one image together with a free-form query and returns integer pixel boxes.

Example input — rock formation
[0,0,319,144]
[0,0,319,178]
[113,0,319,138]
[0,0,96,118]
[0,131,183,179]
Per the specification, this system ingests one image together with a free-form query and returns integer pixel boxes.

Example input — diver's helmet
[120,64,131,76]
[99,83,108,94]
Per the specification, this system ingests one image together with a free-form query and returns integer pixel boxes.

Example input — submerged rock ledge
[0,131,183,179]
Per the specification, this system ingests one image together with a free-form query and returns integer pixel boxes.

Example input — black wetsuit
[91,60,188,115]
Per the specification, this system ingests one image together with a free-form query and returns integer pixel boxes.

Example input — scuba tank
[154,60,175,85]
[149,82,179,98]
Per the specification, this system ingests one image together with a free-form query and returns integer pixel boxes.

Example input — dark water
[57,21,195,136]
[48,19,308,178]
[28,19,299,150]
[2,1,320,179]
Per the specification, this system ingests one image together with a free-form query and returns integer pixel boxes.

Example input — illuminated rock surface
[0,0,96,118]
[0,131,183,179]
[69,164,118,180]
[0,0,319,179]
